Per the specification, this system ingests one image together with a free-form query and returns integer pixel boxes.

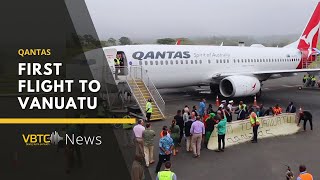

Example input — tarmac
[144,74,320,180]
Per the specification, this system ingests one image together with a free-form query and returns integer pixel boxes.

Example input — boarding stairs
[114,66,165,121]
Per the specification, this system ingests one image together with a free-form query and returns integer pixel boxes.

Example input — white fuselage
[106,45,302,88]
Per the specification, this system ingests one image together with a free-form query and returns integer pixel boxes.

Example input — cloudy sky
[85,0,319,40]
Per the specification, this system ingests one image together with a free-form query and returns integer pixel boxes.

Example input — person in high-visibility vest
[114,54,121,79]
[297,165,313,180]
[303,74,308,84]
[238,101,247,111]
[311,76,316,87]
[250,110,260,143]
[156,161,177,180]
[146,99,153,121]
[305,75,312,87]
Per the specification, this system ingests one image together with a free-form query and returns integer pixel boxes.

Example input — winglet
[313,48,320,55]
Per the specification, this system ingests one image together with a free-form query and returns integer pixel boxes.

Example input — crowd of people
[128,98,314,180]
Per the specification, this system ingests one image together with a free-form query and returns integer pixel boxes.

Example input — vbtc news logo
[22,131,102,146]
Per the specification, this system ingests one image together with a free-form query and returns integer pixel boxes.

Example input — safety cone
[215,95,220,107]
[253,95,257,107]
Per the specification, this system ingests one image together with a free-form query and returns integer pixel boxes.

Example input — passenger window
[241,59,243,63]
[139,61,142,65]
[191,60,194,64]
[150,61,153,65]
[238,59,240,63]
[155,61,158,65]
[200,60,202,64]
[160,61,163,65]
[216,60,219,63]
[227,60,229,63]
[181,60,183,64]
[208,60,211,64]
[176,60,179,64]
[220,59,222,63]
[186,60,188,64]
[223,59,225,63]
[233,59,235,63]
[195,60,198,64]
[244,59,247,63]
[165,60,168,65]
[145,61,148,65]
[170,60,173,65]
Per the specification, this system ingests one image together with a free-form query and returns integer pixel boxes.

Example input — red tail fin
[298,2,320,51]
[296,2,320,69]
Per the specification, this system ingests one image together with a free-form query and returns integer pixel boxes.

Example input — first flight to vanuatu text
[17,60,100,110]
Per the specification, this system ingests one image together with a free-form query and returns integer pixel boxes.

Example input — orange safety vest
[160,131,170,138]
[273,107,282,115]
[298,172,313,180]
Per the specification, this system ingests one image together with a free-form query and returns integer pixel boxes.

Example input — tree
[156,38,176,44]
[119,37,132,45]
[107,38,117,46]
[100,41,108,47]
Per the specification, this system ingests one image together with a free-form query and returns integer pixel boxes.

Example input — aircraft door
[104,48,117,73]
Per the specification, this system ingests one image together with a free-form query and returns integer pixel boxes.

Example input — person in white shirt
[227,100,234,113]
[133,119,145,157]
[219,100,227,109]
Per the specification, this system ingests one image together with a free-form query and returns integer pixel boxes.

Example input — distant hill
[107,35,320,47]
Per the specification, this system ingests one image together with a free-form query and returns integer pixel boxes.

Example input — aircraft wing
[212,68,320,78]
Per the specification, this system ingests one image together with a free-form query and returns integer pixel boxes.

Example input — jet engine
[219,75,261,97]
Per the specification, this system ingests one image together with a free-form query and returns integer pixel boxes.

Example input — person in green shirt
[169,120,180,156]
[142,123,156,167]
[216,110,227,152]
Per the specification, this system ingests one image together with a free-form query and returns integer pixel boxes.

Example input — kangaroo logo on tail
[299,21,320,58]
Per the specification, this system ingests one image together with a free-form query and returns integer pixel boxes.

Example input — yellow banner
[207,113,300,150]
[0,118,135,124]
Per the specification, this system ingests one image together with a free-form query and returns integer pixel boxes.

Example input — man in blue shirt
[199,98,206,118]
[155,130,174,173]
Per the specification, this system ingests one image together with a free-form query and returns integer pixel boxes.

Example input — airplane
[101,2,320,98]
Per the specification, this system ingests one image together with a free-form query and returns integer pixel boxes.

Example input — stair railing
[129,66,165,119]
